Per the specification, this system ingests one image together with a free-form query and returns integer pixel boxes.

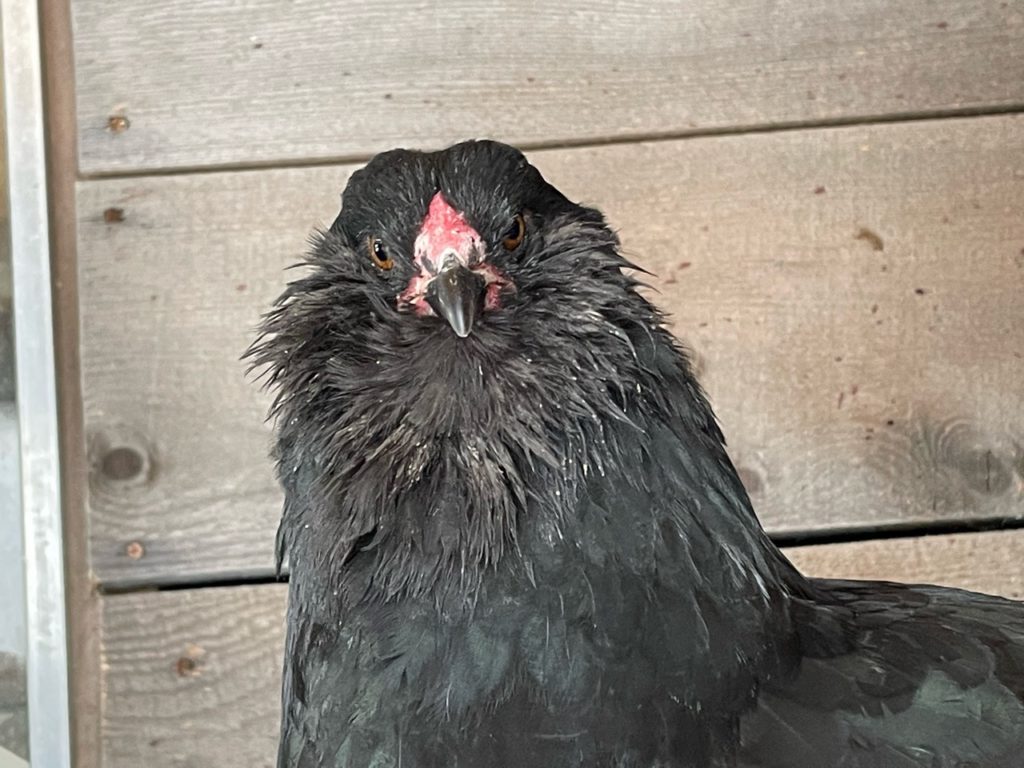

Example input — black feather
[247,140,1024,767]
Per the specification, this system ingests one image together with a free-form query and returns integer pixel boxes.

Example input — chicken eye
[368,237,394,270]
[501,214,526,251]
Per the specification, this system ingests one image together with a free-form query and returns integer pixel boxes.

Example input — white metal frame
[2,0,72,764]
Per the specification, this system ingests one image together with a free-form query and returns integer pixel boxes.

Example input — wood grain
[42,0,105,764]
[787,531,1024,601]
[71,0,1024,174]
[99,531,1024,768]
[76,115,1024,587]
[101,585,286,768]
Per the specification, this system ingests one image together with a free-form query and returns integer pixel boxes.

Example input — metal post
[2,0,72,763]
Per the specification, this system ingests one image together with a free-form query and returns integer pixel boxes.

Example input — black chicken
[249,140,1024,767]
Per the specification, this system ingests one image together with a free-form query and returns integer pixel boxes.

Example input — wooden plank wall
[101,530,1024,768]
[80,118,1024,587]
[53,0,1024,765]
[73,0,1024,173]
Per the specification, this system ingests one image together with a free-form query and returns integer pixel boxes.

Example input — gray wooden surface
[55,2,1024,765]
[98,530,1024,768]
[77,114,1024,589]
[71,0,1024,174]
[102,585,285,768]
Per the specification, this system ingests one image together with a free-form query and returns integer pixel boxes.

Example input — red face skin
[399,192,514,316]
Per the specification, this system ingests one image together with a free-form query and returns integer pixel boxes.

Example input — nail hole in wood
[103,207,125,223]
[125,540,145,560]
[107,114,130,133]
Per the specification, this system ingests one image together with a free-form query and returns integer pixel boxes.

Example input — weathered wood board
[786,531,1024,601]
[71,0,1024,174]
[77,114,1024,588]
[99,530,1024,768]
[102,585,286,768]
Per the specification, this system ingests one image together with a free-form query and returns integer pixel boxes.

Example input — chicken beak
[425,264,487,338]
